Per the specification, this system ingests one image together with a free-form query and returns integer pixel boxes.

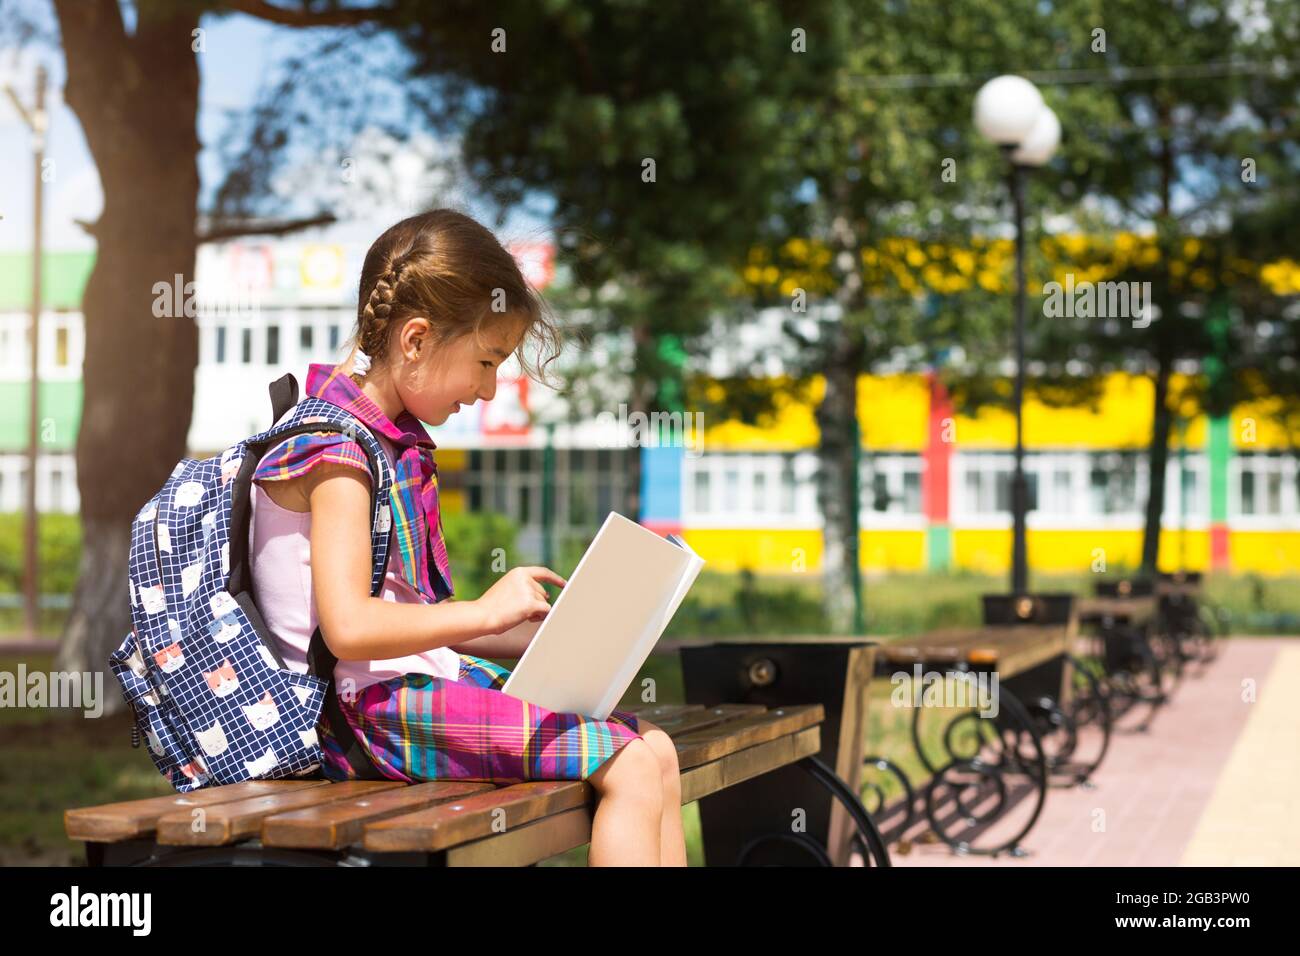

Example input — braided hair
[346,210,559,389]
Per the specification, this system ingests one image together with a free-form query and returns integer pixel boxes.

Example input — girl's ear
[400,316,431,361]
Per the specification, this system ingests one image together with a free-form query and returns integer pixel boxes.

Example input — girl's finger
[526,566,567,589]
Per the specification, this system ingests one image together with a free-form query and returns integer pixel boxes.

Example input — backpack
[108,372,393,791]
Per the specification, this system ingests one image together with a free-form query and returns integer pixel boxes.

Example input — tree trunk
[624,323,660,524]
[1140,111,1177,576]
[815,328,863,634]
[52,1,201,705]
[815,188,868,634]
[1141,344,1174,573]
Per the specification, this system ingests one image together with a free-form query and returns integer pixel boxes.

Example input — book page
[500,513,704,718]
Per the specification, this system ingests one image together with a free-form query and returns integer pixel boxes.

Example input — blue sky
[0,4,549,253]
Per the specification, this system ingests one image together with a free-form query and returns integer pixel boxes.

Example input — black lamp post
[974,76,1060,595]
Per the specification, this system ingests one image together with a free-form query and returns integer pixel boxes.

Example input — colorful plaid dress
[318,655,643,784]
[261,363,643,785]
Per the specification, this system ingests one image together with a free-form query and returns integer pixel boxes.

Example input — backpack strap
[269,373,299,426]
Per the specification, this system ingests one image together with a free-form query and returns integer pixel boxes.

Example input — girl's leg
[585,737,662,866]
[634,719,688,867]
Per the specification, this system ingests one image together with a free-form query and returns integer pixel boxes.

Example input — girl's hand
[475,566,567,635]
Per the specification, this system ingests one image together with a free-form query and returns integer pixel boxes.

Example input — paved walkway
[887,637,1299,866]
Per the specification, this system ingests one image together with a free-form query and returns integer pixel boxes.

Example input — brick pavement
[883,637,1294,866]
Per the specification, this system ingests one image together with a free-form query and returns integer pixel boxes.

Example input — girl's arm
[307,463,561,661]
[448,618,541,659]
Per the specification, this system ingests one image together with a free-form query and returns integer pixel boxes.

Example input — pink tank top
[248,432,462,693]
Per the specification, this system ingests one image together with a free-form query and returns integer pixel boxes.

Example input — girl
[248,209,685,866]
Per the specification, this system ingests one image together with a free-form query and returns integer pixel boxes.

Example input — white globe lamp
[1011,106,1061,167]
[973,75,1045,146]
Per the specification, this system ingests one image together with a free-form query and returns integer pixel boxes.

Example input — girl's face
[390,313,528,426]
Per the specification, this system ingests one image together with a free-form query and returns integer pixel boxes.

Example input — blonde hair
[346,209,560,387]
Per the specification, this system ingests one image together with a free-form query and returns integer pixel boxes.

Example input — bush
[0,514,82,595]
[440,510,521,600]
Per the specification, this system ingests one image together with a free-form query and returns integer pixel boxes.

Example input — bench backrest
[1094,578,1155,598]
[981,592,1076,627]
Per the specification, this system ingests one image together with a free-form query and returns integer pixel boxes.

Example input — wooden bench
[680,638,885,866]
[66,702,825,867]
[865,623,1072,858]
[1076,585,1170,732]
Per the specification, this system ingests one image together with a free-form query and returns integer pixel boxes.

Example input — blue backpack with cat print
[108,373,394,792]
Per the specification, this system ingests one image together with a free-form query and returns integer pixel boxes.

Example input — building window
[266,325,280,365]
[215,325,227,364]
[723,466,741,513]
[1236,453,1290,517]
[299,324,313,357]
[780,455,796,513]
[462,446,630,536]
[241,328,253,364]
[752,470,768,513]
[864,455,924,515]
[328,324,340,352]
[957,453,1042,516]
[692,468,710,513]
[1088,452,1138,515]
[54,325,69,366]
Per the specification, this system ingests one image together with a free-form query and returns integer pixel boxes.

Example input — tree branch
[225,0,394,27]
[196,211,338,242]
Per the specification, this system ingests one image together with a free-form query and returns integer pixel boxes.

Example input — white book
[500,512,706,719]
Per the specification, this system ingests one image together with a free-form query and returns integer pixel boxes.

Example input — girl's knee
[590,738,662,804]
[639,727,681,782]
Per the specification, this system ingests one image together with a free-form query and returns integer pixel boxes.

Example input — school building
[2,241,1299,578]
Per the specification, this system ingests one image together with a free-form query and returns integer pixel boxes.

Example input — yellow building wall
[1230,533,1300,574]
[698,373,930,451]
[953,529,1211,574]
[953,373,1209,450]
[677,527,1227,575]
[682,528,824,573]
[682,528,924,573]
[697,371,1231,453]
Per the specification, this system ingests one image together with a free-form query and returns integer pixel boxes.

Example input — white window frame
[1231,451,1300,529]
[682,451,819,529]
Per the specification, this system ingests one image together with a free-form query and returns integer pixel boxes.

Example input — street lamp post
[5,65,49,638]
[974,76,1060,596]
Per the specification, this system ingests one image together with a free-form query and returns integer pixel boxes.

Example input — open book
[500,512,706,719]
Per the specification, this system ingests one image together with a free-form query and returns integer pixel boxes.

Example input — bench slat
[262,780,498,850]
[672,704,823,769]
[639,703,767,738]
[622,703,704,722]
[155,780,402,846]
[363,780,589,853]
[445,805,594,867]
[878,626,1069,677]
[680,725,822,804]
[65,780,329,842]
